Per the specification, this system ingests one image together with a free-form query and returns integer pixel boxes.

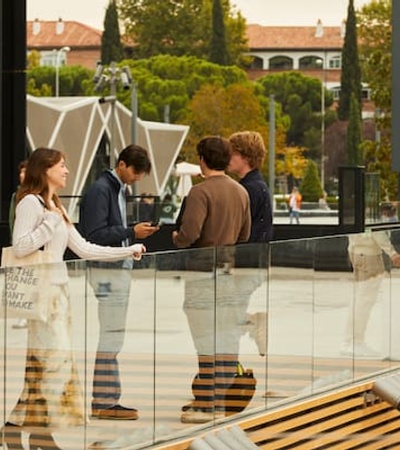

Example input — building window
[299,55,323,69]
[362,88,371,100]
[332,87,340,100]
[250,56,264,70]
[269,56,293,70]
[332,87,371,101]
[329,56,341,69]
[39,50,68,67]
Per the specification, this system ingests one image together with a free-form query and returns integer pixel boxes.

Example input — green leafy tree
[27,50,41,69]
[107,55,250,122]
[345,93,362,165]
[256,71,333,148]
[338,0,362,120]
[118,0,248,66]
[182,83,287,179]
[27,65,94,96]
[299,160,323,202]
[358,0,395,198]
[358,0,391,114]
[210,0,229,65]
[101,0,124,64]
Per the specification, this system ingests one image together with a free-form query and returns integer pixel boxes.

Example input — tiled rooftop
[246,23,345,50]
[27,19,102,48]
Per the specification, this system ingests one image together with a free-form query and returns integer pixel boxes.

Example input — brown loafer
[92,404,139,420]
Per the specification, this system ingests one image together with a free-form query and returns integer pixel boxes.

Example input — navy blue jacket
[240,169,273,243]
[79,170,135,246]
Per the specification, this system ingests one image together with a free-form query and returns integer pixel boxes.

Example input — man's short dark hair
[196,136,231,171]
[118,144,151,174]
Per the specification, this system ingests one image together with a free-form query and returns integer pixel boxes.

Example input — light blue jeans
[89,268,131,411]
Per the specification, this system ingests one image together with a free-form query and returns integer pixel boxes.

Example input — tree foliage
[27,50,41,69]
[109,55,250,123]
[101,0,124,64]
[256,71,333,149]
[300,160,323,202]
[275,146,308,182]
[358,0,391,114]
[338,0,362,121]
[181,83,287,180]
[210,0,229,65]
[27,65,94,96]
[118,0,248,66]
[345,93,362,165]
[358,0,395,199]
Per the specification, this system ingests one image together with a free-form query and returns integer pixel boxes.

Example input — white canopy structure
[26,95,189,218]
[174,161,202,197]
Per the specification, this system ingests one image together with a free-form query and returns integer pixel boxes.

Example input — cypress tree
[300,160,323,202]
[338,0,362,120]
[101,0,124,64]
[345,93,362,165]
[210,0,230,65]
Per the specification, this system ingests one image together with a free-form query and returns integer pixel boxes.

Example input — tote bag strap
[36,195,46,209]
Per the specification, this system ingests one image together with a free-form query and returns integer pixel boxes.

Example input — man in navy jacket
[79,144,158,420]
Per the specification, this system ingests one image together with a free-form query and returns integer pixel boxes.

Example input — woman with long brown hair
[3,148,145,449]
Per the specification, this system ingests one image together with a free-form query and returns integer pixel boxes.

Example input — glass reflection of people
[228,131,272,357]
[341,229,400,357]
[160,193,177,224]
[79,145,158,421]
[8,159,29,330]
[4,148,146,450]
[172,136,251,424]
[138,193,155,222]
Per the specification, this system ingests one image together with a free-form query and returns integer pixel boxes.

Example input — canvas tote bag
[0,246,54,321]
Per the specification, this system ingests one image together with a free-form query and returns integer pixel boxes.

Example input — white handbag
[0,246,54,322]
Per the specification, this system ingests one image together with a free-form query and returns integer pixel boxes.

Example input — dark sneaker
[92,404,139,420]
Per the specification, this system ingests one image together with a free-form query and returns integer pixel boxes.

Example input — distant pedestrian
[288,187,302,224]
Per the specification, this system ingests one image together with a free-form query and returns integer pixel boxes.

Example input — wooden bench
[153,377,400,449]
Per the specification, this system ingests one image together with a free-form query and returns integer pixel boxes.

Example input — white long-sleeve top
[348,230,397,258]
[12,194,143,284]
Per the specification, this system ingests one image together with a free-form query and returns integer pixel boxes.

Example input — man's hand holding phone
[133,222,160,239]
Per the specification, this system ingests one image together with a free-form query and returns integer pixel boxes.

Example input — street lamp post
[55,46,70,97]
[93,62,133,168]
[316,56,326,190]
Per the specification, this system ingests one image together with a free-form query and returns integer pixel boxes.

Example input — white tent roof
[174,161,201,176]
[174,162,202,197]
[26,95,189,217]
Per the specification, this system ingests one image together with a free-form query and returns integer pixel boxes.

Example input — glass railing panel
[1,257,89,450]
[224,244,268,416]
[81,253,158,449]
[312,234,357,391]
[152,247,221,439]
[3,231,400,449]
[268,238,315,401]
[339,228,399,373]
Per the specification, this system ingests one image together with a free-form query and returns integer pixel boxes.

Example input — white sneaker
[180,409,225,424]
[12,319,27,329]
[243,312,268,356]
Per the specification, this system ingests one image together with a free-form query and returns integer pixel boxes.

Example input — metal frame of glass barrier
[2,233,400,449]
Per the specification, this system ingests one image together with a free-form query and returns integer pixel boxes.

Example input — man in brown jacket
[172,136,251,424]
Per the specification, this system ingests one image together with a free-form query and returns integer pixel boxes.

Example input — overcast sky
[27,0,371,30]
